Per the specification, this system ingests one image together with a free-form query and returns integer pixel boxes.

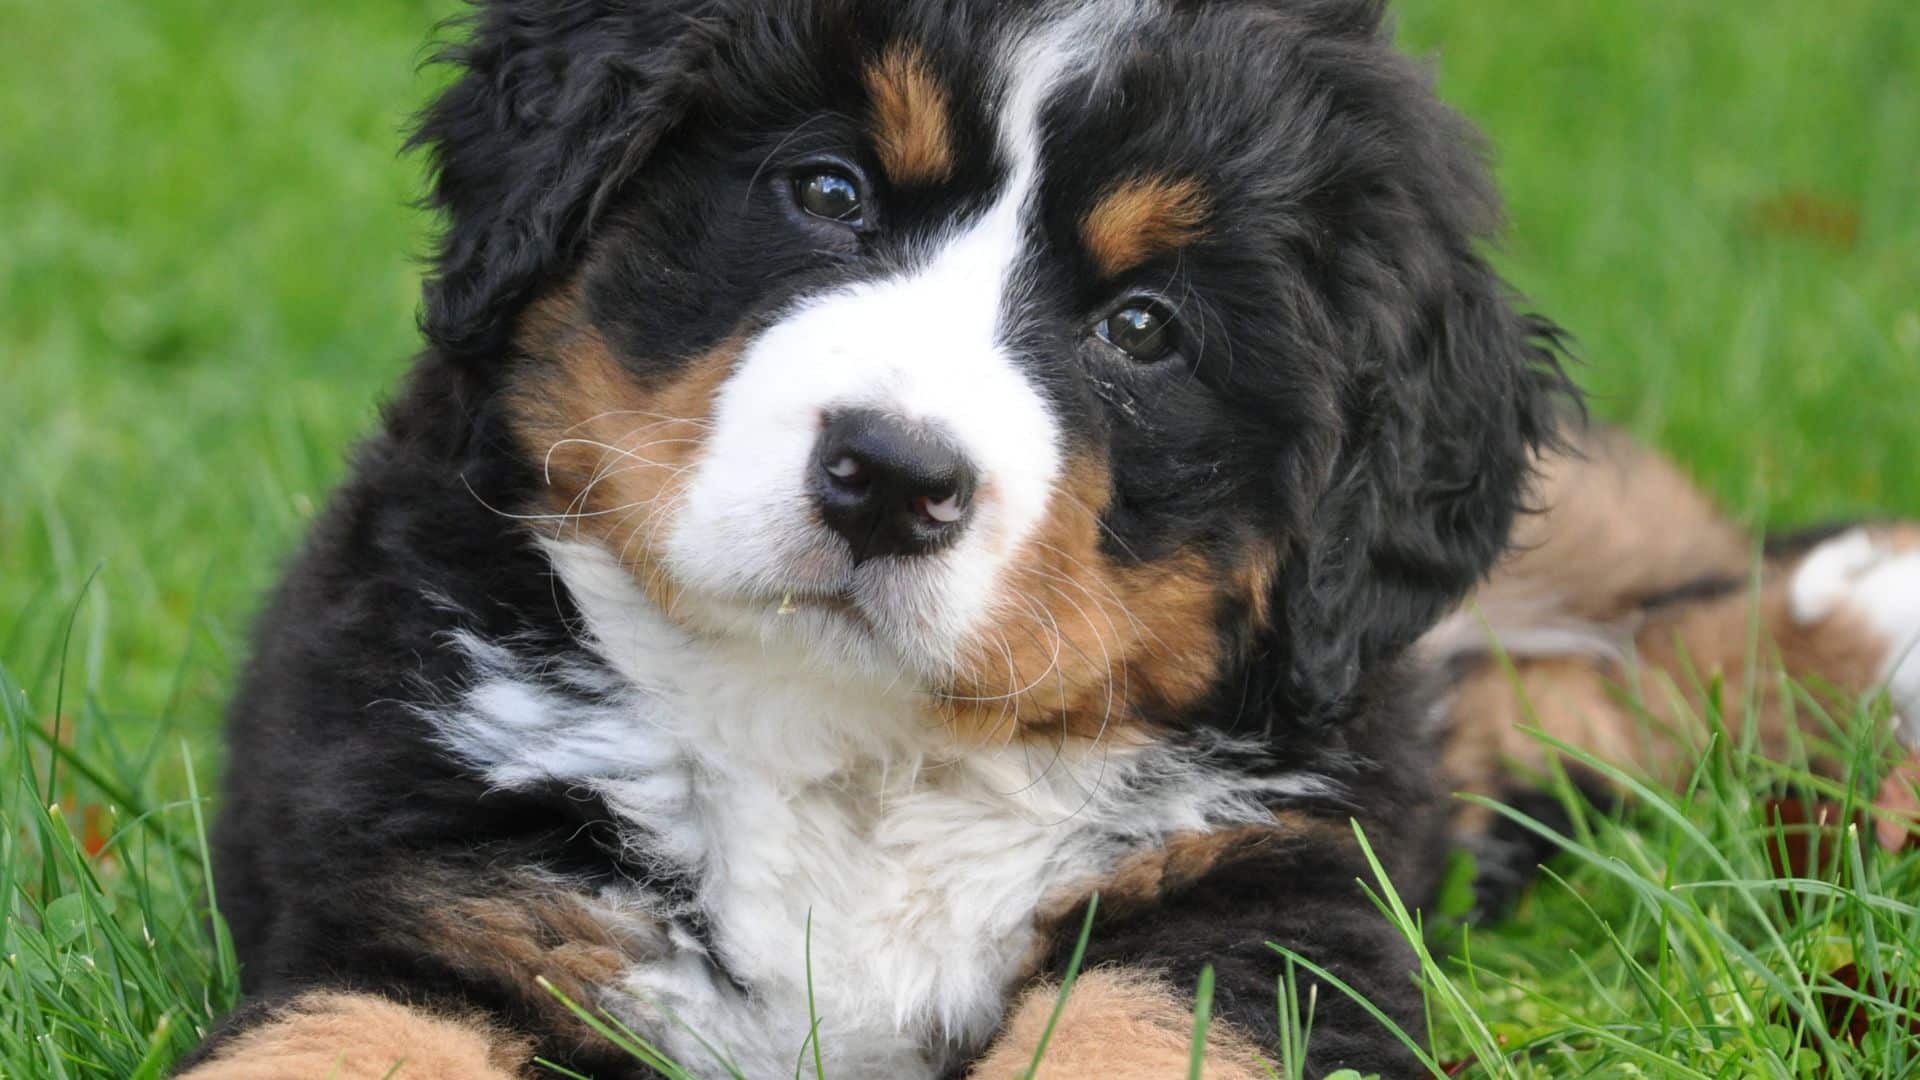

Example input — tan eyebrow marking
[1081,175,1212,278]
[864,43,956,185]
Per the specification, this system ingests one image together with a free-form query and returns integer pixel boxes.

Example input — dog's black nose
[811,410,977,562]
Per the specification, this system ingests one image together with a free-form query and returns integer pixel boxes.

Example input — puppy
[183,2,1920,1077]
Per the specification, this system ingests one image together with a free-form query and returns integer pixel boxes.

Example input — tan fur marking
[1449,581,1895,794]
[1481,426,1754,624]
[415,889,656,1035]
[1862,523,1920,553]
[1443,656,1643,818]
[1637,579,1891,755]
[510,292,736,614]
[1081,176,1211,278]
[1236,540,1280,632]
[177,993,530,1080]
[968,969,1270,1079]
[942,455,1243,743]
[1039,817,1344,924]
[1447,513,1903,825]
[865,44,956,184]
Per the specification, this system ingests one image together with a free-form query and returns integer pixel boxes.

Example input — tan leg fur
[968,968,1271,1080]
[177,992,531,1080]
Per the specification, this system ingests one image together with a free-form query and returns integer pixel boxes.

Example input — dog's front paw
[1790,527,1920,746]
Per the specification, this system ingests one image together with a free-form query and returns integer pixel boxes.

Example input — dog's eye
[795,168,866,226]
[1096,300,1178,363]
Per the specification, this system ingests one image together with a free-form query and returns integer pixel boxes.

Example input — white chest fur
[430,542,1296,1077]
[601,738,1121,1077]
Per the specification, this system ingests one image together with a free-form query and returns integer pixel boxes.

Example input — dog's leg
[1431,426,1920,895]
[1443,547,1916,787]
[968,969,1273,1080]
[175,992,532,1079]
[972,817,1436,1079]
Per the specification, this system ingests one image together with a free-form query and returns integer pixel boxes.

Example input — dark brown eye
[1096,300,1178,363]
[795,168,866,225]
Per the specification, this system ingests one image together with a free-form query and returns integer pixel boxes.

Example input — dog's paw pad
[1789,528,1920,746]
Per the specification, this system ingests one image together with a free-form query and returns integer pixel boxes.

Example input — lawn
[2,0,1917,1075]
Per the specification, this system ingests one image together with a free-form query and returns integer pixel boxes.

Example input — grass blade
[1023,893,1100,1079]
[1188,964,1215,1080]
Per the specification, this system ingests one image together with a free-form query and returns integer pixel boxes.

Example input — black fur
[207,1,1573,1076]
[412,0,727,360]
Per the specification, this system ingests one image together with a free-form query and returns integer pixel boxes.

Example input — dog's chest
[431,545,1281,1075]
[436,625,1292,1077]
[586,712,1114,1078]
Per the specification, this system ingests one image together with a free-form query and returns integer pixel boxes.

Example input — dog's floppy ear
[411,0,723,360]
[1279,255,1572,726]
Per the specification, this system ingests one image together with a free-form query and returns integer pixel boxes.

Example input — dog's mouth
[788,564,962,635]
[706,550,966,667]
[767,585,859,621]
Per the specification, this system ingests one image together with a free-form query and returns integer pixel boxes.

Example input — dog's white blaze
[663,9,1113,674]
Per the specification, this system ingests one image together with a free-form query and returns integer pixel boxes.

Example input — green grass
[2,0,1917,1075]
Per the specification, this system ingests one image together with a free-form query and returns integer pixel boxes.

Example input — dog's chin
[664,555,975,692]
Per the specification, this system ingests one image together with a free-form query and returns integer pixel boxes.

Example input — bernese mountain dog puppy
[183,1,1920,1077]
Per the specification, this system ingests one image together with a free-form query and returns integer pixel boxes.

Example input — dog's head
[418,0,1569,739]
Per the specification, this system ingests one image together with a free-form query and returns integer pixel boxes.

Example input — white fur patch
[1790,529,1920,746]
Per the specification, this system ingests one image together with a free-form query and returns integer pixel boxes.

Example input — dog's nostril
[810,409,978,562]
[826,455,865,485]
[919,493,965,525]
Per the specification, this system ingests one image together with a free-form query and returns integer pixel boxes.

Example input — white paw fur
[1791,529,1920,747]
